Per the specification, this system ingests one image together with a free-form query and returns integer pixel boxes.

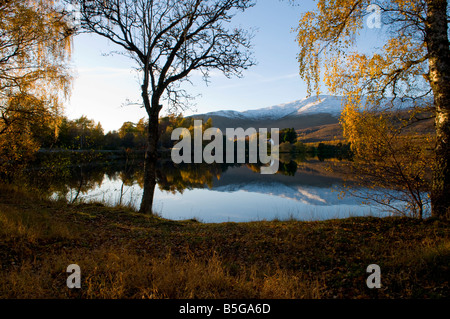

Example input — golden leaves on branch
[0,0,73,174]
[296,0,435,218]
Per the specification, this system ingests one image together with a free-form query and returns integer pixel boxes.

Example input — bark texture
[425,0,450,219]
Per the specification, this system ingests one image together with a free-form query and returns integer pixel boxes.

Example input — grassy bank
[0,184,449,299]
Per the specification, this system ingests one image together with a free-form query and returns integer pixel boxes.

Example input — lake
[25,157,393,223]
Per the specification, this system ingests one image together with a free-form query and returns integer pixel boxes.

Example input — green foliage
[280,128,297,144]
[278,160,298,177]
[279,142,294,153]
[316,142,353,161]
[159,115,215,150]
[18,114,215,153]
[55,116,104,150]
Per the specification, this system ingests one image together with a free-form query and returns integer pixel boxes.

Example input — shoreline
[0,184,449,299]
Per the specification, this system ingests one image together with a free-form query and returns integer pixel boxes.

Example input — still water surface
[45,160,390,223]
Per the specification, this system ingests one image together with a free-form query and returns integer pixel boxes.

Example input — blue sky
[66,1,384,132]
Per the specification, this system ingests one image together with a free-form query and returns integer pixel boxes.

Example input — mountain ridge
[189,95,345,132]
[202,95,344,121]
[188,95,433,140]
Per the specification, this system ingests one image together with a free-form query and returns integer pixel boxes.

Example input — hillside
[190,95,343,132]
[189,95,434,142]
[297,123,344,143]
[192,113,340,133]
[296,115,435,143]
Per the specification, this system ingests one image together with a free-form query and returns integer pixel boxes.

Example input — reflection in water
[20,157,391,223]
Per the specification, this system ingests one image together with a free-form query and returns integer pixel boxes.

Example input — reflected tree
[70,0,255,214]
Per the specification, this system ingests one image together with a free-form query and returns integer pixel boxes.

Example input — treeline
[32,115,352,163]
[277,128,353,161]
[35,114,213,151]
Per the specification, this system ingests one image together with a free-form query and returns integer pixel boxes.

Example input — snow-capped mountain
[190,94,431,133]
[204,95,345,120]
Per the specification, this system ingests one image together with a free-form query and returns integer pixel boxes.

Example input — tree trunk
[139,143,157,214]
[425,0,450,220]
[139,92,162,214]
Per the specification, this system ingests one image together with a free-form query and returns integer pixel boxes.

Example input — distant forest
[33,114,353,162]
[36,115,214,151]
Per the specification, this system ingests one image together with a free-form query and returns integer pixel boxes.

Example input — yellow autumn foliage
[0,0,73,175]
[296,0,438,217]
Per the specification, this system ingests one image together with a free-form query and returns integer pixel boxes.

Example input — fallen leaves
[0,185,449,298]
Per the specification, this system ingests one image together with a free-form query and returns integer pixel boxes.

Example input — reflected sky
[55,164,391,223]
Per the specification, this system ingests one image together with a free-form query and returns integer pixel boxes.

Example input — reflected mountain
[204,165,355,206]
[15,156,384,222]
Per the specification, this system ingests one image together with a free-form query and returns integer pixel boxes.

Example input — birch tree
[296,0,450,219]
[0,0,73,175]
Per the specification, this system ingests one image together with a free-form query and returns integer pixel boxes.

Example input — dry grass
[0,184,448,299]
[0,248,324,299]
